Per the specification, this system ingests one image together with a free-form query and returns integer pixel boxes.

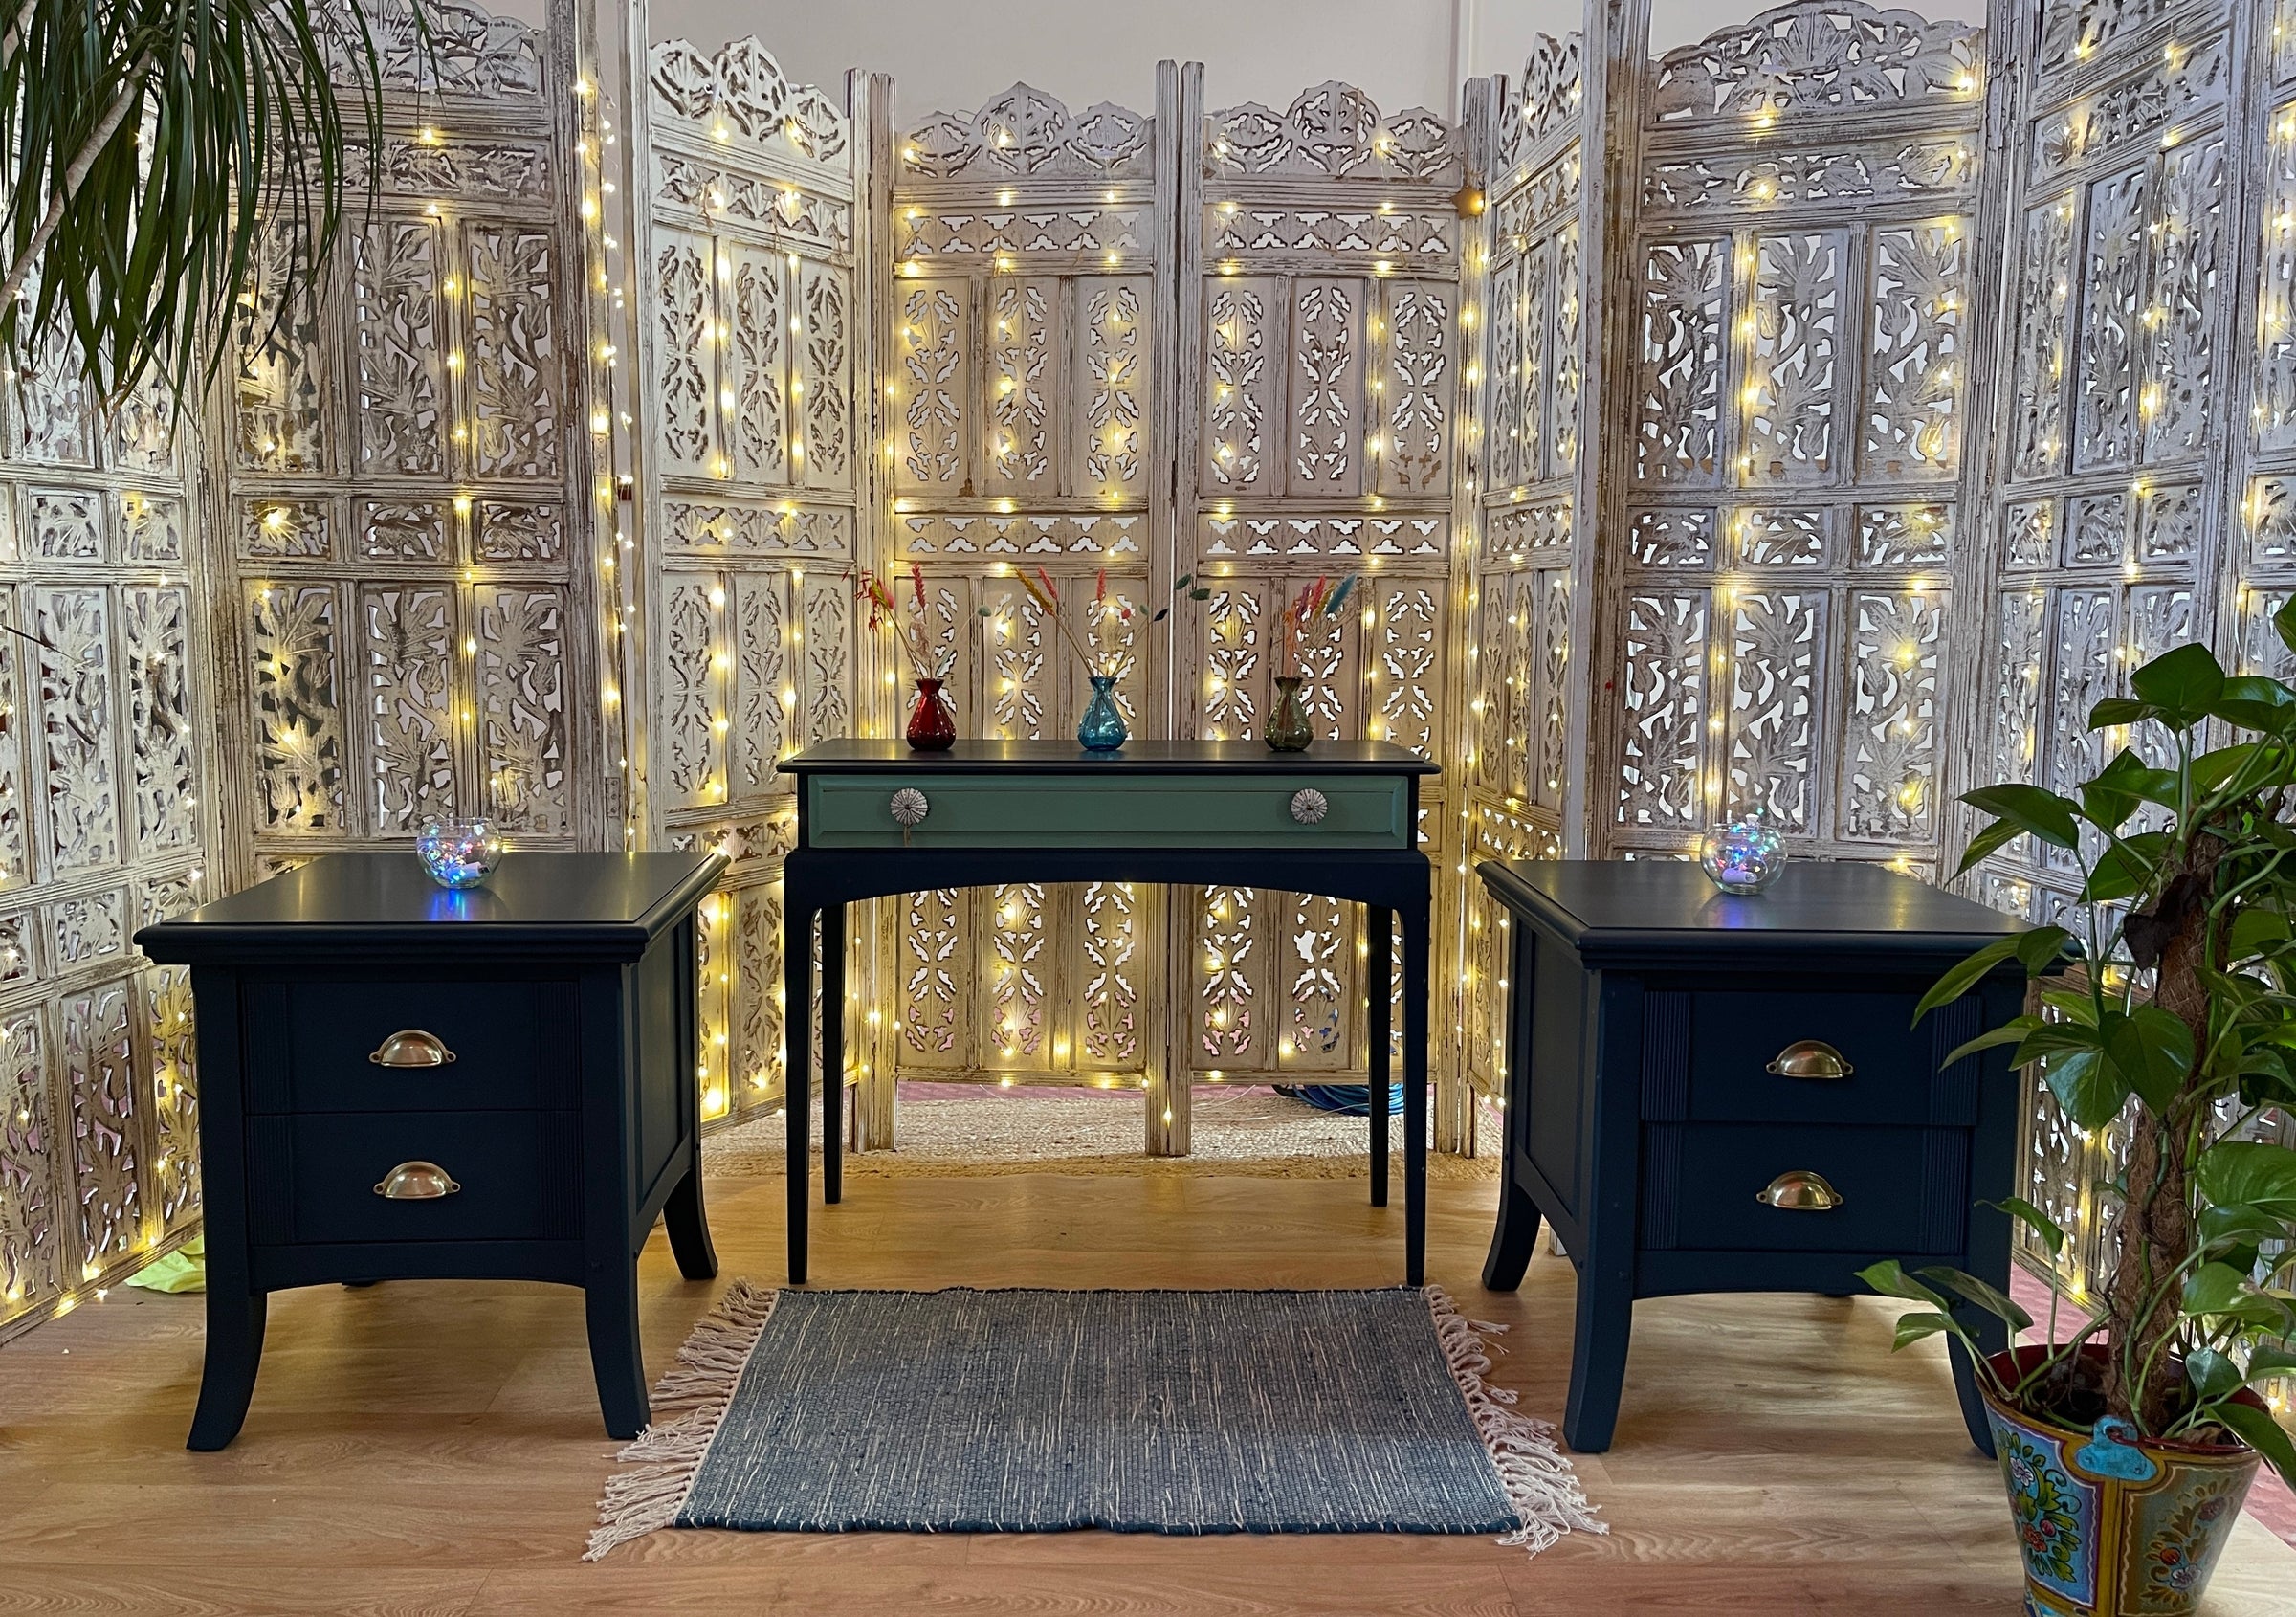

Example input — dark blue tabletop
[134,852,727,964]
[1479,858,2030,968]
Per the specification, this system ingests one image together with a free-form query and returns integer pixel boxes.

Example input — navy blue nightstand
[135,851,726,1449]
[1475,859,2031,1454]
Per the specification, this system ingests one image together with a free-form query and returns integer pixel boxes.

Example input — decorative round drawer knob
[1290,788,1329,826]
[374,1161,461,1200]
[889,787,930,828]
[1756,1170,1843,1211]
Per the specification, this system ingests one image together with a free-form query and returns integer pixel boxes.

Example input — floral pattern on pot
[1994,1416,2094,1605]
[2125,1476,2246,1614]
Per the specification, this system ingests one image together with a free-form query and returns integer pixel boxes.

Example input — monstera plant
[0,0,401,405]
[1863,611,2296,1615]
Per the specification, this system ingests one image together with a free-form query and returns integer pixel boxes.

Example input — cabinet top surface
[781,739,1440,776]
[133,852,727,964]
[1480,859,2028,964]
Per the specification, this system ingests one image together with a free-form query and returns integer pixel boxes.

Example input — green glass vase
[1267,675,1313,752]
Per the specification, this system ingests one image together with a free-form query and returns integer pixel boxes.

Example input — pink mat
[2005,1267,2295,1547]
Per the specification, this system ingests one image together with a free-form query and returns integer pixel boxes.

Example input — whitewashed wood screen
[214,0,618,882]
[1182,83,1473,1149]
[879,75,1181,1144]
[0,0,632,1344]
[1593,3,1991,873]
[0,351,215,1344]
[1453,36,1604,1120]
[622,27,872,1135]
[1976,0,2296,1297]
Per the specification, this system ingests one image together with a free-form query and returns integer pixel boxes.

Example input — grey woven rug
[588,1284,1601,1559]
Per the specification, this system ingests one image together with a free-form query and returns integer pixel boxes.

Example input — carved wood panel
[0,291,217,1344]
[884,80,1164,1118]
[1181,79,1466,1139]
[1597,1,1987,880]
[1975,0,2270,1292]
[218,0,607,882]
[1458,38,1594,1113]
[633,34,863,1127]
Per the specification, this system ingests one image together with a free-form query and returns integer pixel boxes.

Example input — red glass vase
[905,677,957,751]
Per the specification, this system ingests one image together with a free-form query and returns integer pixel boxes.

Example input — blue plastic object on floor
[1276,1083,1405,1117]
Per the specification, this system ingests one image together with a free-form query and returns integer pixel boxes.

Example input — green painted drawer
[806,772,1411,850]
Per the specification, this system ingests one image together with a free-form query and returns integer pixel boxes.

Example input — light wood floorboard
[0,1168,2290,1614]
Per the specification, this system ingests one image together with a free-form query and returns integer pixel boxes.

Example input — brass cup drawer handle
[1757,1170,1843,1211]
[374,1161,461,1200]
[369,1029,456,1068]
[1766,1039,1852,1080]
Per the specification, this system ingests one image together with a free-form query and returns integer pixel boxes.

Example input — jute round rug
[701,1085,1500,1181]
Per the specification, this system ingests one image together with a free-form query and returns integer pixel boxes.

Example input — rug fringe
[585,1277,779,1561]
[1424,1285,1606,1558]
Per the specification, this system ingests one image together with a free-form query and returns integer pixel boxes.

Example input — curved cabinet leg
[585,1262,650,1440]
[1481,1177,1543,1292]
[187,1287,267,1451]
[663,1161,718,1281]
[1562,1254,1632,1453]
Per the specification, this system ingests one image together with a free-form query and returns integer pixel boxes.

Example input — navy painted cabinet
[1474,859,2031,1454]
[135,851,726,1449]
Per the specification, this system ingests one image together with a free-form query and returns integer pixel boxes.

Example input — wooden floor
[3,1167,2292,1616]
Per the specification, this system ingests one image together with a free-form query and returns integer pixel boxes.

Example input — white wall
[639,0,1987,126]
[646,0,1477,119]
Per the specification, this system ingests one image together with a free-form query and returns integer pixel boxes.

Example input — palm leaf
[0,0,411,412]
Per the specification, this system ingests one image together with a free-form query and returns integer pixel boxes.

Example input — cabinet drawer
[250,977,576,1114]
[1643,1122,1969,1255]
[252,1110,579,1246]
[1684,989,1949,1126]
[806,772,1410,851]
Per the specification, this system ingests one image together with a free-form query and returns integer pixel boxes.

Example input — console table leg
[1481,1177,1543,1292]
[585,1261,650,1440]
[187,1287,266,1451]
[1402,901,1429,1287]
[784,895,814,1285]
[1366,904,1391,1209]
[1562,1253,1632,1452]
[663,1159,718,1281]
[821,902,845,1206]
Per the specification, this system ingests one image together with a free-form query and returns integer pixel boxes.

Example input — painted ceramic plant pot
[1981,1347,2262,1617]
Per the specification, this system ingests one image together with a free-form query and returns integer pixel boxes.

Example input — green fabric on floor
[125,1235,205,1294]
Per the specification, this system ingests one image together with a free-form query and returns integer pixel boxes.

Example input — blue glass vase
[1076,674,1127,752]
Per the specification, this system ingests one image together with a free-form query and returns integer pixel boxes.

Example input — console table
[135,851,726,1449]
[779,740,1440,1284]
[1474,858,2031,1454]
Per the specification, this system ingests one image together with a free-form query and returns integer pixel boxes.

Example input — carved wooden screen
[1182,83,1470,1145]
[1455,36,1601,1125]
[1977,0,2260,1294]
[214,0,612,883]
[0,355,217,1343]
[879,79,1178,1140]
[1596,2,1990,875]
[626,33,868,1133]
